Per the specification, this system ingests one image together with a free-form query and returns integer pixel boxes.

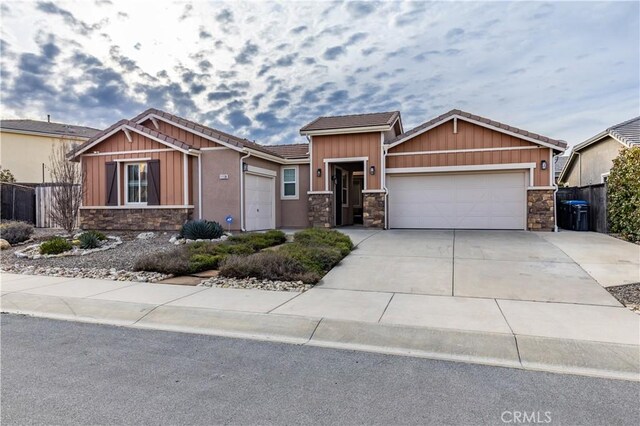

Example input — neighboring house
[70,108,566,232]
[554,155,569,183]
[0,118,100,183]
[558,116,640,187]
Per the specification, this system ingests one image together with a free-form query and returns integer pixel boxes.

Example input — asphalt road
[1,314,639,425]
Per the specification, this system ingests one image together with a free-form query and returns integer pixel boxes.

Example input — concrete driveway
[315,229,636,305]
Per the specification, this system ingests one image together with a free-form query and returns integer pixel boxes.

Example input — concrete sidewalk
[1,272,638,381]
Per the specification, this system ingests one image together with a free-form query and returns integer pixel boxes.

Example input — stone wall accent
[363,192,385,228]
[308,194,333,228]
[527,189,555,231]
[80,208,192,231]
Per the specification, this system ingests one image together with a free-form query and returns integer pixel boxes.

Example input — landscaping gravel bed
[0,264,169,283]
[1,230,176,271]
[200,276,312,292]
[606,283,640,314]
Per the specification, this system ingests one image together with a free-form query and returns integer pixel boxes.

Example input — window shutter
[105,162,118,206]
[147,159,160,205]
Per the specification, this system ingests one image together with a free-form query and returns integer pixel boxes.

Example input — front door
[335,171,342,226]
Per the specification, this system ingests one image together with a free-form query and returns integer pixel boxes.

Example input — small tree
[49,140,85,233]
[0,166,16,183]
[607,146,640,242]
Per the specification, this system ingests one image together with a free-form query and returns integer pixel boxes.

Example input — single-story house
[69,108,566,232]
[1,117,99,184]
[558,116,639,187]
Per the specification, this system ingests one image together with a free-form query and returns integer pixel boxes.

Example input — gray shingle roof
[68,119,194,159]
[265,143,309,159]
[608,116,639,146]
[131,108,281,158]
[300,111,400,133]
[386,109,567,150]
[554,155,569,177]
[0,119,100,139]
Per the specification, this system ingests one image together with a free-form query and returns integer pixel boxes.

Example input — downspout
[239,150,251,232]
[198,153,203,219]
[551,151,559,232]
[381,134,389,230]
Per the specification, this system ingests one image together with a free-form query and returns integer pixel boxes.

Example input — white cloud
[0,0,638,147]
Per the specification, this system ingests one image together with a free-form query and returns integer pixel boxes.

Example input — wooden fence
[0,183,36,223]
[556,184,608,233]
[35,184,81,228]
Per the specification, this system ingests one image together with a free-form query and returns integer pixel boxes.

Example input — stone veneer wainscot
[308,194,333,228]
[80,208,192,231]
[527,189,555,231]
[363,192,385,229]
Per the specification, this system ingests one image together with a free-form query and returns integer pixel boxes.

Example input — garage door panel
[389,172,525,230]
[245,174,275,231]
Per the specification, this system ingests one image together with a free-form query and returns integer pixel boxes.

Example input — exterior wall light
[242,162,248,172]
[541,160,547,170]
[317,168,322,177]
[369,165,376,175]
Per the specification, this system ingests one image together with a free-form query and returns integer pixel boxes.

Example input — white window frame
[341,170,349,208]
[601,172,610,183]
[281,165,299,200]
[124,162,148,206]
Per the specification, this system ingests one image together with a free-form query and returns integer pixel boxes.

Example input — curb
[2,292,638,381]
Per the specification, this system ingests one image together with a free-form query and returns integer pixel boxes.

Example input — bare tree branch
[48,139,85,233]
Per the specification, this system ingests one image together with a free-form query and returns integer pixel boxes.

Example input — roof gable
[386,109,567,151]
[300,111,401,134]
[68,120,193,160]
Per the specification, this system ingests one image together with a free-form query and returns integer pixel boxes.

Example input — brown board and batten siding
[82,130,186,206]
[387,120,551,187]
[311,132,381,191]
[140,118,222,150]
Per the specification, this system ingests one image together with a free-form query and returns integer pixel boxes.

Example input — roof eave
[300,124,394,136]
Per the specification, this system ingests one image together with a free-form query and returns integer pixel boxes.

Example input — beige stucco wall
[563,136,623,187]
[280,163,310,228]
[0,130,86,183]
[200,149,242,230]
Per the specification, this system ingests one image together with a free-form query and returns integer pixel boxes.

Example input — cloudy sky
[1,1,638,148]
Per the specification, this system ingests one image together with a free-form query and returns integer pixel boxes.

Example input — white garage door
[245,173,275,231]
[388,171,526,229]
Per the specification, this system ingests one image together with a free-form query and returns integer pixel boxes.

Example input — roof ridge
[608,115,640,131]
[317,110,399,119]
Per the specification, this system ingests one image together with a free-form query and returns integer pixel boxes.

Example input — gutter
[239,150,251,232]
[551,151,559,232]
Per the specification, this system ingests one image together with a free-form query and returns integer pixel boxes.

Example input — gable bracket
[122,127,132,143]
[150,117,160,130]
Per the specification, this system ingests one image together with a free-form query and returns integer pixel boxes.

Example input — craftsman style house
[69,108,566,231]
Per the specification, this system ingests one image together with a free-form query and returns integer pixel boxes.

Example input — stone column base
[80,208,192,231]
[363,192,385,228]
[527,189,555,231]
[308,194,333,228]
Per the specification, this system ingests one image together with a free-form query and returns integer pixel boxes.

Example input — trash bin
[570,203,589,231]
[559,200,588,230]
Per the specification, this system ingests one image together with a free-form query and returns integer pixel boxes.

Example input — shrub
[219,252,320,283]
[188,253,222,273]
[608,147,640,242]
[279,243,344,275]
[40,236,73,255]
[0,221,34,244]
[293,228,353,256]
[83,230,106,241]
[180,220,224,240]
[133,248,191,275]
[78,232,100,249]
[227,230,286,250]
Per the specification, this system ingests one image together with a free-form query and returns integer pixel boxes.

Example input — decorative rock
[0,239,10,250]
[169,235,178,243]
[0,264,170,283]
[199,276,312,292]
[14,236,123,259]
[137,232,156,240]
